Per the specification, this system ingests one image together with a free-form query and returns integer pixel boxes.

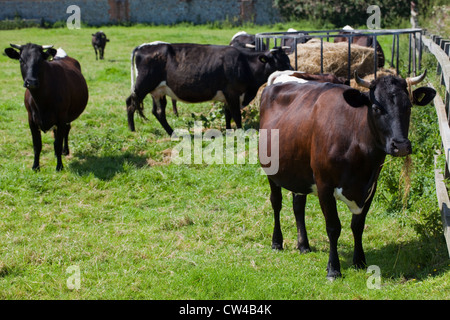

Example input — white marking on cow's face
[334,188,363,215]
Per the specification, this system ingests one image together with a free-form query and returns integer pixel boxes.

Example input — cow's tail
[128,46,147,122]
[130,46,139,92]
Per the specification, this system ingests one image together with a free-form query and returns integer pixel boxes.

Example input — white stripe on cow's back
[231,31,249,41]
[138,41,170,49]
[268,70,309,86]
[55,48,67,58]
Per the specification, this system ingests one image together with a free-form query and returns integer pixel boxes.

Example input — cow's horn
[406,69,427,86]
[42,45,54,49]
[354,71,371,88]
[281,46,291,50]
[245,43,256,48]
[10,44,22,49]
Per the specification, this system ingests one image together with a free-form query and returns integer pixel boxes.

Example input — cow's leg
[62,123,71,156]
[317,185,342,279]
[351,185,376,269]
[224,108,232,129]
[293,193,310,253]
[152,96,173,136]
[269,178,283,250]
[126,92,142,132]
[29,120,42,171]
[94,47,98,60]
[172,99,178,117]
[224,95,242,129]
[100,47,104,60]
[230,105,242,129]
[351,211,368,269]
[53,124,69,171]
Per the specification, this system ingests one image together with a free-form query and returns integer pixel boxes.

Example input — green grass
[0,24,449,300]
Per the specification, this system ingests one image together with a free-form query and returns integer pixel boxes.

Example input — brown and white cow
[259,70,435,279]
[5,43,88,171]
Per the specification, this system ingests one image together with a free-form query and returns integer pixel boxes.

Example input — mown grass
[0,24,448,300]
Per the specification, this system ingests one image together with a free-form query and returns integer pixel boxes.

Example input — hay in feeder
[289,40,376,78]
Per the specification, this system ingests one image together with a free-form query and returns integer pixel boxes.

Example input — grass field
[0,24,449,300]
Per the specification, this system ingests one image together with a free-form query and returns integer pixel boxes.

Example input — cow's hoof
[271,243,283,251]
[298,246,311,254]
[326,270,342,281]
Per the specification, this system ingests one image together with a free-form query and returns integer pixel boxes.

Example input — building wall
[0,0,280,25]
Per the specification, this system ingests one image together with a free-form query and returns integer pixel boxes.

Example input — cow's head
[344,70,436,157]
[4,43,57,89]
[92,32,109,44]
[259,47,293,74]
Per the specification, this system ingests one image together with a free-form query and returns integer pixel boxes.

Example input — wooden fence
[422,32,450,257]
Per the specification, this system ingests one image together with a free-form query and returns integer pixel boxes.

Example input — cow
[267,70,348,86]
[126,42,293,135]
[229,31,267,51]
[259,70,435,279]
[4,43,89,171]
[92,31,110,60]
[334,25,385,67]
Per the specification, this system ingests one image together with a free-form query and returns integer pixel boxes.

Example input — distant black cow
[126,42,293,135]
[5,43,88,171]
[259,70,435,279]
[92,31,109,60]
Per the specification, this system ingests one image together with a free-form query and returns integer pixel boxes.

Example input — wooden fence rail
[422,33,450,257]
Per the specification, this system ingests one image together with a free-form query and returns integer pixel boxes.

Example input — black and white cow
[126,41,293,134]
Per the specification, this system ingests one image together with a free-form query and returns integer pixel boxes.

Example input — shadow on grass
[68,151,147,180]
[339,236,449,281]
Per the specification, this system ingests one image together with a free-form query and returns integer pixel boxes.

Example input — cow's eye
[372,104,383,114]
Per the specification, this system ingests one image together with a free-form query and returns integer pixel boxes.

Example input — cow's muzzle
[24,79,39,89]
[389,139,412,157]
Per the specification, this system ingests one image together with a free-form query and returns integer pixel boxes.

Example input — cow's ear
[43,48,57,60]
[259,54,272,64]
[343,88,370,108]
[412,87,436,106]
[4,48,20,60]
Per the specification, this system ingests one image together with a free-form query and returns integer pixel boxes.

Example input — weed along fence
[256,28,423,80]
[422,32,450,257]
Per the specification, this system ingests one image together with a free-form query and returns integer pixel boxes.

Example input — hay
[289,40,376,78]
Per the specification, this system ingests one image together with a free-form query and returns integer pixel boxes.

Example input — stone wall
[0,0,280,25]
